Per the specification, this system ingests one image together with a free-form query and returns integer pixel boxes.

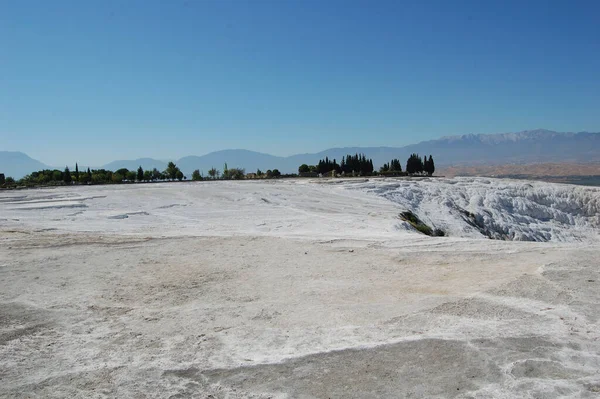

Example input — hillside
[0,151,50,179]
[100,129,600,176]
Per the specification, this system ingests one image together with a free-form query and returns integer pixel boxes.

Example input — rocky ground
[1,180,599,398]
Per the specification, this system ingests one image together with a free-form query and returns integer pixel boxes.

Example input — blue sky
[1,0,600,165]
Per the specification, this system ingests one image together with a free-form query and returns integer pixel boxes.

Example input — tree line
[2,153,436,188]
[379,154,435,176]
[3,162,186,187]
[298,153,435,177]
[299,153,375,176]
[1,161,287,188]
[191,163,283,181]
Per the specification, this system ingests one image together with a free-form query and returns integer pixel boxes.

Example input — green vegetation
[192,169,202,181]
[301,153,435,178]
[2,153,437,189]
[380,158,402,173]
[3,161,181,188]
[406,154,435,175]
[222,167,245,180]
[399,211,445,237]
[63,167,72,184]
[308,153,375,176]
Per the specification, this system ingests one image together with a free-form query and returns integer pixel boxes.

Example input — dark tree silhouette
[406,154,424,174]
[426,155,435,176]
[63,167,72,184]
[317,153,374,175]
[152,168,162,181]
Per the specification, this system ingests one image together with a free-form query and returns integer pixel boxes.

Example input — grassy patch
[399,211,445,237]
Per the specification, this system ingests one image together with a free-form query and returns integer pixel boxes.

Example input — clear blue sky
[1,0,600,165]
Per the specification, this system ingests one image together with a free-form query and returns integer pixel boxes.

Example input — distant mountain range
[2,129,600,179]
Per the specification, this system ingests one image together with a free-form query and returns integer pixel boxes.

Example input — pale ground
[1,179,599,398]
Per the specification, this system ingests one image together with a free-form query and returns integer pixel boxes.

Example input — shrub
[399,211,445,237]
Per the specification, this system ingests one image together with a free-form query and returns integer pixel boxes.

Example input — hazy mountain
[180,129,600,174]
[102,158,167,173]
[0,151,51,179]
[189,130,600,174]
[3,129,599,178]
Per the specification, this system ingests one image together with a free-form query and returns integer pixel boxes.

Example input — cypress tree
[428,155,435,176]
[64,166,72,184]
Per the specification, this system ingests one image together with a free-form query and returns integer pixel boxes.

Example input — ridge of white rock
[1,178,599,243]
[352,177,600,242]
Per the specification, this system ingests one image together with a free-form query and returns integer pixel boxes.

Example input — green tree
[324,153,374,176]
[192,169,202,181]
[5,176,15,186]
[116,168,129,177]
[152,168,161,181]
[272,169,281,178]
[256,169,264,177]
[143,170,152,181]
[137,166,144,181]
[427,155,435,176]
[86,168,92,183]
[0,173,4,185]
[74,163,79,182]
[227,168,245,180]
[126,171,137,182]
[176,170,184,181]
[298,164,310,174]
[79,168,90,184]
[208,167,219,180]
[64,167,72,184]
[165,162,179,180]
[406,153,424,175]
[112,173,124,183]
[223,163,228,179]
